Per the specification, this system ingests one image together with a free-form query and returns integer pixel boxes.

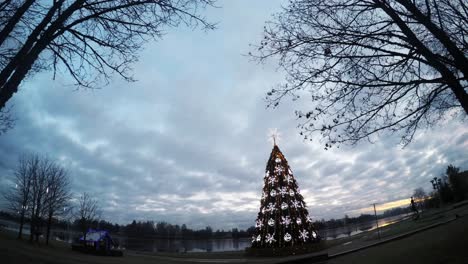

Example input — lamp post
[430,177,443,207]
[372,203,381,240]
[63,207,70,243]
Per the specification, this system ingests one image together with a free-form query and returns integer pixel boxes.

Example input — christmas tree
[251,142,320,249]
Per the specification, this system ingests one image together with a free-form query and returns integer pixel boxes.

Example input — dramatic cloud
[0,0,467,230]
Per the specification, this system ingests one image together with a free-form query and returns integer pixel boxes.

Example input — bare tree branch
[0,0,215,114]
[251,0,467,148]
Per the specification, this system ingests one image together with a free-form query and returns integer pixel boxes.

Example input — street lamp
[372,203,381,240]
[430,177,443,207]
[63,207,71,243]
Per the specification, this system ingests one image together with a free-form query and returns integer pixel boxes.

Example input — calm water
[121,237,251,252]
[320,214,411,240]
[0,214,411,252]
[119,214,411,252]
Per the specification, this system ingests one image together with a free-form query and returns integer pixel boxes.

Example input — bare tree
[2,153,39,239]
[3,153,72,243]
[28,156,53,242]
[0,0,215,114]
[43,165,71,245]
[252,0,467,148]
[75,192,99,241]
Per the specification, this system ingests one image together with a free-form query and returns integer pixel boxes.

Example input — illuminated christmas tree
[251,139,320,250]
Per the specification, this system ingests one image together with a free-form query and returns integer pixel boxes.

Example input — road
[319,215,468,264]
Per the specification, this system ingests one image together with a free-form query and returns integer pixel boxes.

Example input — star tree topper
[268,128,281,146]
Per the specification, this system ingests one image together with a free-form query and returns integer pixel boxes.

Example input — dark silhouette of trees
[43,165,71,245]
[2,154,38,239]
[252,0,468,148]
[446,165,468,202]
[2,153,72,243]
[121,220,254,240]
[74,192,100,241]
[0,0,214,123]
[28,156,51,242]
[437,176,454,203]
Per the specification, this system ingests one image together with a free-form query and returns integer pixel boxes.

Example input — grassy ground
[1,203,467,264]
[321,211,468,264]
[322,202,468,255]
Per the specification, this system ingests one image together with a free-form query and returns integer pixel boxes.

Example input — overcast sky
[0,0,467,230]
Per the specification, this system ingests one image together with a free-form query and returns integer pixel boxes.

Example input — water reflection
[319,213,411,240]
[123,237,250,253]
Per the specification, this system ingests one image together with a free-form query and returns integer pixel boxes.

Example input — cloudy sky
[0,0,467,230]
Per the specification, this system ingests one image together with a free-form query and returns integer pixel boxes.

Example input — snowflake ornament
[288,168,293,175]
[268,218,275,226]
[270,189,277,197]
[281,216,291,226]
[306,216,313,223]
[292,200,301,209]
[281,202,288,210]
[274,165,284,174]
[286,175,293,184]
[256,219,263,228]
[252,235,256,243]
[280,187,288,196]
[296,218,302,225]
[284,233,292,242]
[268,177,276,185]
[257,235,262,242]
[299,229,309,241]
[266,233,276,244]
[289,190,295,197]
[267,202,276,212]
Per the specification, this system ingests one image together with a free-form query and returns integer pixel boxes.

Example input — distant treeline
[0,211,252,239]
[76,205,411,239]
[122,220,256,239]
[0,206,409,240]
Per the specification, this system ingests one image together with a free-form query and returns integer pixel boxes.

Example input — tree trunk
[29,215,34,242]
[0,0,62,91]
[396,0,468,78]
[34,206,42,243]
[0,0,84,110]
[0,0,36,47]
[46,211,53,245]
[377,0,468,115]
[17,210,25,239]
[449,85,468,114]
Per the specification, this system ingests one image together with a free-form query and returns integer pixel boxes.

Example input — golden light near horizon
[356,198,412,215]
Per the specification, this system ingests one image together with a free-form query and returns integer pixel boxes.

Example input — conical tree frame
[251,144,320,248]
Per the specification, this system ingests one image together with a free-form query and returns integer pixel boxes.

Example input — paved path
[318,215,468,264]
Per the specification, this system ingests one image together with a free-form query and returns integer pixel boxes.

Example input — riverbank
[1,202,467,263]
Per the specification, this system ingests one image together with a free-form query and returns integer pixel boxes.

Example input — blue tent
[78,229,113,252]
